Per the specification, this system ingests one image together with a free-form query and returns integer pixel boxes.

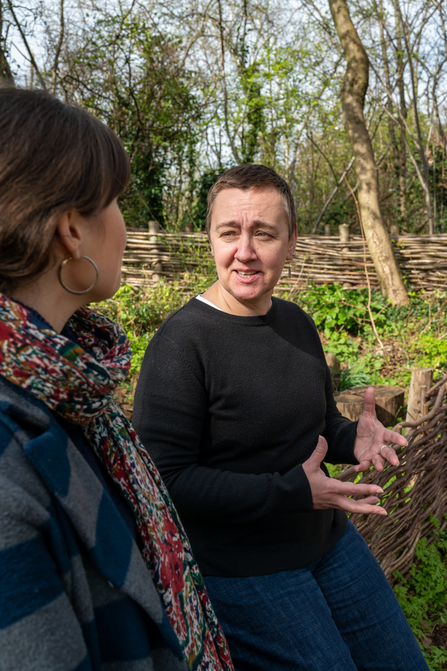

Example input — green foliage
[64,10,202,228]
[188,168,226,230]
[410,335,447,371]
[98,281,190,377]
[102,279,447,394]
[126,332,152,378]
[126,152,165,227]
[338,362,373,391]
[300,283,386,339]
[102,281,188,336]
[394,518,447,671]
[97,257,217,373]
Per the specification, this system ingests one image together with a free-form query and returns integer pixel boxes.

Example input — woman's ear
[55,211,84,259]
[287,229,298,260]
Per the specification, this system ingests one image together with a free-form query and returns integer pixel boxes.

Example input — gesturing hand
[302,435,387,515]
[354,387,407,473]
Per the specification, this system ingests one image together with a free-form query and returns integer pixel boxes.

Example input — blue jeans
[204,521,428,671]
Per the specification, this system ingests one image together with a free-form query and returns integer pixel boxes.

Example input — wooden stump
[334,385,405,426]
[406,368,434,424]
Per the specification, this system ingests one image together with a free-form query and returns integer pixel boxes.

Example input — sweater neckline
[188,295,279,325]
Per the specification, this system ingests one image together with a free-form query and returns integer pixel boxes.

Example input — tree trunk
[393,0,433,234]
[378,0,399,222]
[392,0,407,223]
[328,0,409,305]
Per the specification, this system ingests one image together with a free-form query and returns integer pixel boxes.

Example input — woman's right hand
[302,436,387,515]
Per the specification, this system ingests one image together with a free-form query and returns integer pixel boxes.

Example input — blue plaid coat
[0,377,187,671]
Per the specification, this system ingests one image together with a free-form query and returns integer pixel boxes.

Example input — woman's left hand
[353,387,407,473]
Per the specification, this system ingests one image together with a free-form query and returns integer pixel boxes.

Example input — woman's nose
[235,235,257,262]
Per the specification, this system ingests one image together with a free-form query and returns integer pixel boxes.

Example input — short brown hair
[0,87,130,294]
[206,164,296,238]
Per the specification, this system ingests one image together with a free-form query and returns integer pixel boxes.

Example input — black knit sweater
[133,297,358,577]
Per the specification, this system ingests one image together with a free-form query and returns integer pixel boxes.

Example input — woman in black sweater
[134,165,428,671]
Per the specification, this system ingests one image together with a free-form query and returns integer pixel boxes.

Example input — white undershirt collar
[195,294,272,312]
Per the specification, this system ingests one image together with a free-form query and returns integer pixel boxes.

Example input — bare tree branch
[6,0,47,89]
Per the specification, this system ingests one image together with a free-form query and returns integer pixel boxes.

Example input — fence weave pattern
[122,230,447,291]
[337,376,447,585]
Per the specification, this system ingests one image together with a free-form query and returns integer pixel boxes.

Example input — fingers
[373,446,399,469]
[330,479,383,498]
[382,427,408,448]
[355,451,397,472]
[325,487,387,514]
[360,496,382,505]
[336,496,387,516]
[354,436,404,472]
[362,386,376,416]
[308,458,388,515]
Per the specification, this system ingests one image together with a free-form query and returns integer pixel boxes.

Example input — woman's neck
[201,282,273,317]
[10,275,83,333]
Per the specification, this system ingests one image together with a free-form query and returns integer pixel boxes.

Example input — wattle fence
[122,227,447,292]
[337,375,447,585]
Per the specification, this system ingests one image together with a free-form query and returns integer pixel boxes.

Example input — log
[406,368,434,424]
[334,385,405,425]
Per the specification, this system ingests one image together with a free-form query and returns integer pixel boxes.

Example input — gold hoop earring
[58,256,100,295]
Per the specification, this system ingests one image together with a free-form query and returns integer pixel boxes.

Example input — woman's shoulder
[154,297,223,342]
[274,297,316,326]
[0,376,50,439]
[0,377,54,518]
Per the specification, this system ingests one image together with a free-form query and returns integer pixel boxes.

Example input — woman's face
[63,198,127,302]
[89,198,127,301]
[209,186,297,313]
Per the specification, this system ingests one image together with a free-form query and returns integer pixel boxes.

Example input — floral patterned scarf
[0,294,233,671]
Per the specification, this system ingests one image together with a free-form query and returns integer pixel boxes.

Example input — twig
[6,0,47,90]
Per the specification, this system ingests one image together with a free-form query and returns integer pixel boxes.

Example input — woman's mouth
[234,270,260,283]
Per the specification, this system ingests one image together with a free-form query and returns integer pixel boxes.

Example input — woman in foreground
[134,164,428,671]
[0,87,233,671]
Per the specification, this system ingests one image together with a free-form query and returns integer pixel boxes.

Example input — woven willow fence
[122,228,447,291]
[337,375,447,585]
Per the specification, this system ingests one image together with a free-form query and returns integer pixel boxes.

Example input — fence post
[390,223,399,241]
[339,224,350,253]
[148,220,162,281]
[406,367,434,424]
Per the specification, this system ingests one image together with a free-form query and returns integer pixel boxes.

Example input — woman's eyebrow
[214,221,240,230]
[254,221,279,231]
[215,219,279,231]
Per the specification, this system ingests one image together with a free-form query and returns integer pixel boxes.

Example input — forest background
[2,0,447,237]
[2,0,447,667]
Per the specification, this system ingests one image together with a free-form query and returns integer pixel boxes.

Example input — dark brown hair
[206,164,296,238]
[0,87,130,293]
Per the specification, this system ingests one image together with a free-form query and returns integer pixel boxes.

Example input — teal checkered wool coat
[0,377,187,671]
